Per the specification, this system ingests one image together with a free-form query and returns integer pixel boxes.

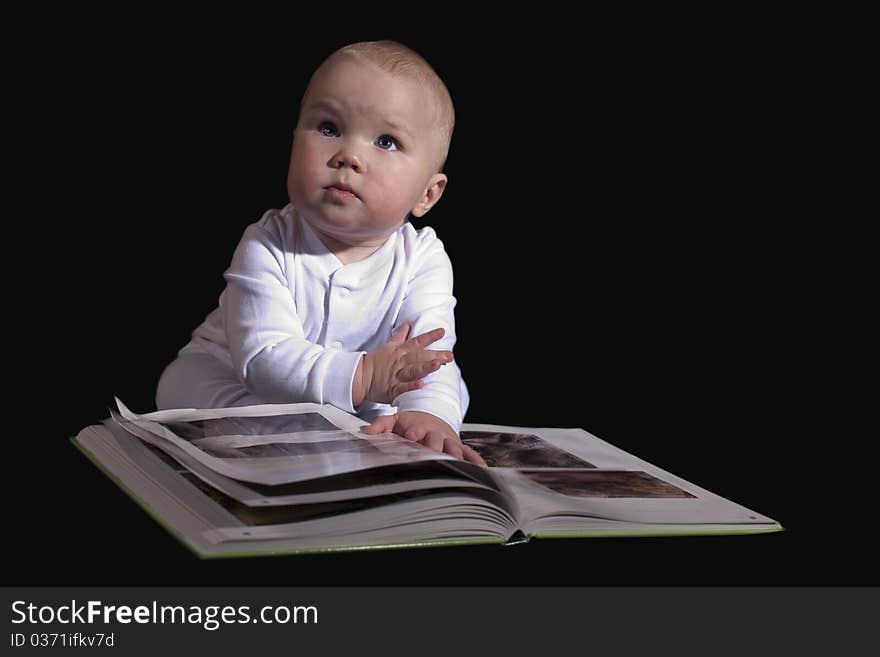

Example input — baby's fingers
[402,427,427,443]
[461,444,488,468]
[362,414,397,435]
[399,357,450,382]
[441,438,464,460]
[390,379,425,398]
[409,327,445,349]
[420,432,446,454]
[388,322,412,345]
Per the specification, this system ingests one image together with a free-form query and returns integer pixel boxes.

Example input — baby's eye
[376,135,398,151]
[319,121,339,137]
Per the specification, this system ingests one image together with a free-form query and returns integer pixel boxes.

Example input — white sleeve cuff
[322,350,365,414]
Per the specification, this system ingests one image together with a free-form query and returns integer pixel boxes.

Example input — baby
[156,40,485,466]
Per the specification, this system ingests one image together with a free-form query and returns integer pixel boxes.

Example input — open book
[72,399,781,557]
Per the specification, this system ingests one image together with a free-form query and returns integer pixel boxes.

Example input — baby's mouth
[325,184,360,200]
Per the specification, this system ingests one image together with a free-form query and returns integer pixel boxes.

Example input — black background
[10,10,868,587]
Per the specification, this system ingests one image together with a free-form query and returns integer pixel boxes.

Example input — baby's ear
[410,173,448,218]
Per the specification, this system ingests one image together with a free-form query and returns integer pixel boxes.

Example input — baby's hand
[353,323,452,406]
[364,411,488,467]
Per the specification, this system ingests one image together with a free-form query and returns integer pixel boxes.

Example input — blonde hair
[305,40,455,171]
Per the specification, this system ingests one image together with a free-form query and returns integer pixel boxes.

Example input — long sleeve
[392,232,467,432]
[221,222,363,412]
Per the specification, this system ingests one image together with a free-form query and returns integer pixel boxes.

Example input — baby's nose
[331,148,363,172]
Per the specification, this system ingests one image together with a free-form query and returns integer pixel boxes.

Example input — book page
[115,399,460,486]
[459,423,780,533]
[106,418,494,507]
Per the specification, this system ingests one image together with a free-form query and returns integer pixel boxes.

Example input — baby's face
[287,56,444,250]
